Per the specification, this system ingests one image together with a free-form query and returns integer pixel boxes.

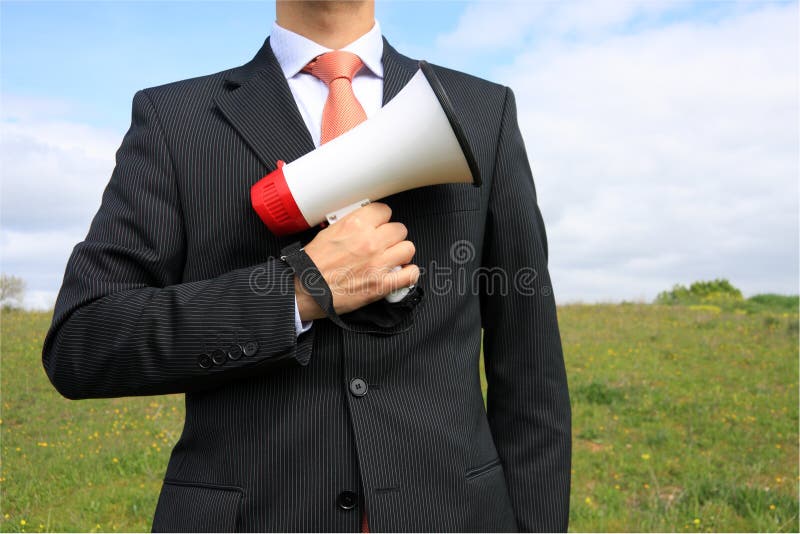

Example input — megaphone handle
[325,200,415,304]
[385,275,413,303]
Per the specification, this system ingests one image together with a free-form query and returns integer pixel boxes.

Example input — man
[42,1,571,532]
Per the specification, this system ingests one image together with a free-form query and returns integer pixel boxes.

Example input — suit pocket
[151,479,243,533]
[465,457,502,481]
[464,457,518,532]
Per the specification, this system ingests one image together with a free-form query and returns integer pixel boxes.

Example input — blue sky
[2,1,467,129]
[1,0,798,307]
[4,1,783,129]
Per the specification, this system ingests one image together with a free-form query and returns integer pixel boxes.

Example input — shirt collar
[270,19,384,79]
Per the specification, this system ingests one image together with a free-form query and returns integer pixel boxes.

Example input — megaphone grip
[251,161,311,236]
[386,286,413,303]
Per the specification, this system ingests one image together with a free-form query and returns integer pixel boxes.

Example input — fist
[295,202,419,320]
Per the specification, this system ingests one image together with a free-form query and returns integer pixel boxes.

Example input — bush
[656,280,799,314]
[655,278,743,306]
[745,293,799,313]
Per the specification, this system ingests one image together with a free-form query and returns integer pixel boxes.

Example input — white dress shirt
[269,19,385,335]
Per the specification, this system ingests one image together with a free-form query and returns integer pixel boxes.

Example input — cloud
[437,1,799,301]
[1,228,80,310]
[1,97,119,231]
[1,97,121,309]
[435,1,546,51]
[434,0,693,53]
[1,1,797,309]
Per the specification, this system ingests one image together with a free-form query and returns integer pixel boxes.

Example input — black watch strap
[280,241,351,331]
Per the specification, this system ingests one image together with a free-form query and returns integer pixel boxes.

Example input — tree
[0,274,26,309]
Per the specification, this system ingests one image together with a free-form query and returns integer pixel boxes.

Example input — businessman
[42,1,571,531]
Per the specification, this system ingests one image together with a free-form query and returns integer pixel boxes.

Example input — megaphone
[251,60,481,302]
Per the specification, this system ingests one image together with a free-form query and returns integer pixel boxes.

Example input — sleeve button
[241,341,259,357]
[227,345,243,361]
[197,354,213,369]
[210,349,227,365]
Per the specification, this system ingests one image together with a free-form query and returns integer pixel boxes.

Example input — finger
[353,202,392,227]
[373,222,408,248]
[382,264,420,293]
[381,240,416,268]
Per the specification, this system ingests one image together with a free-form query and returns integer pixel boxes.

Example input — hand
[294,202,419,321]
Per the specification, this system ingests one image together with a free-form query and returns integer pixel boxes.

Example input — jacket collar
[269,20,385,80]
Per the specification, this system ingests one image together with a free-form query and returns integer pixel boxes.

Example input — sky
[1,0,798,308]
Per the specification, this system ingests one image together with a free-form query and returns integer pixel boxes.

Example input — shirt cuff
[294,296,313,336]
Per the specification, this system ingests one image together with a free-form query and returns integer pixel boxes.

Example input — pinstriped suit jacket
[42,36,571,532]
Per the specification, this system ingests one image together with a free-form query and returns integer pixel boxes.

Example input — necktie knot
[304,50,364,85]
[302,50,368,145]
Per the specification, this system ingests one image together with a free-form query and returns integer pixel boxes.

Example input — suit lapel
[382,38,418,106]
[214,37,315,171]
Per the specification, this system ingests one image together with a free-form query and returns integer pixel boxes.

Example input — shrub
[655,278,743,306]
[745,293,799,313]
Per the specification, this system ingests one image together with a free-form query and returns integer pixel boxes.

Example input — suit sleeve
[42,89,314,400]
[480,87,572,532]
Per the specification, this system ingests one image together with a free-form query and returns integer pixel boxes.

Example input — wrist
[294,275,325,321]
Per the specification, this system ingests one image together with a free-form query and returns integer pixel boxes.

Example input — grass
[2,303,798,532]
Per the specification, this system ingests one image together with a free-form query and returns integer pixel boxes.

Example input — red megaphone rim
[250,161,311,236]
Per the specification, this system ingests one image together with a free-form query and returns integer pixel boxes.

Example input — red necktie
[305,50,371,533]
[304,50,368,145]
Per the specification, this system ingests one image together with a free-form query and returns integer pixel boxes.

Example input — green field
[2,304,798,532]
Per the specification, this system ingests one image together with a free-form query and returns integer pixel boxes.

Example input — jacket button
[241,341,259,357]
[211,349,227,365]
[197,354,212,369]
[336,490,358,510]
[227,345,243,361]
[349,378,368,397]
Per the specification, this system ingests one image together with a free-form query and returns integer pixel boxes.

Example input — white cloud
[435,0,685,52]
[23,290,59,311]
[435,1,547,50]
[438,1,799,301]
[1,100,119,231]
[1,2,798,309]
[1,97,121,309]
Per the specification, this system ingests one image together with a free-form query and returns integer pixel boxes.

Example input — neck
[276,1,374,49]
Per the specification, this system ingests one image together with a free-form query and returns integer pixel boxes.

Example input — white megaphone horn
[251,60,481,302]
